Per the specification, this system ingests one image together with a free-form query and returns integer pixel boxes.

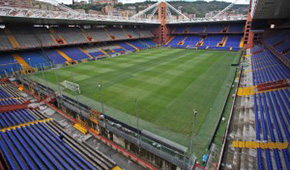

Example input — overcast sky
[56,0,250,5]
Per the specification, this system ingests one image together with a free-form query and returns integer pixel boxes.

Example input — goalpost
[192,47,198,50]
[62,80,81,94]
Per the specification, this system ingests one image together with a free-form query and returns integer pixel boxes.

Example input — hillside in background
[68,1,248,18]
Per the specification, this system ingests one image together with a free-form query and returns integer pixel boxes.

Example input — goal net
[61,80,81,94]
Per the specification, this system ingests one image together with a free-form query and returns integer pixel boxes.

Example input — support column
[243,0,254,49]
[157,2,170,45]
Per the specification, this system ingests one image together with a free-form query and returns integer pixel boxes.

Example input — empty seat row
[224,35,242,48]
[119,43,137,51]
[128,41,149,50]
[0,109,40,129]
[263,29,290,58]
[251,50,290,85]
[0,88,12,99]
[142,39,156,46]
[61,48,91,61]
[0,98,21,106]
[253,90,290,170]
[85,40,155,57]
[0,82,117,170]
[0,83,23,98]
[167,35,242,49]
[107,28,128,40]
[172,23,244,33]
[0,39,156,76]
[0,27,154,50]
[202,35,224,46]
[0,123,97,169]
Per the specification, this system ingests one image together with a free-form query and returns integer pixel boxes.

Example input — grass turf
[34,48,240,157]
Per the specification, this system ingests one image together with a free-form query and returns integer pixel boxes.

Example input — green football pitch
[33,48,240,157]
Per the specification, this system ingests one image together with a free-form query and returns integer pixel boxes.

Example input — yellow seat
[112,166,122,170]
[232,141,289,150]
[73,123,88,134]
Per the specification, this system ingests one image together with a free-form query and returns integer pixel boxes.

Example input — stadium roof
[0,0,247,25]
[0,16,158,25]
[251,0,290,19]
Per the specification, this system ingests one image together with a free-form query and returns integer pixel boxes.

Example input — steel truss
[0,0,247,24]
[130,0,190,22]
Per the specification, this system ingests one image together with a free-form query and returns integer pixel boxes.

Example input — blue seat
[282,149,290,170]
[271,91,290,142]
[251,49,290,85]
[0,132,19,170]
[275,91,290,125]
[0,133,27,169]
[36,124,95,169]
[262,93,275,141]
[15,128,55,169]
[28,125,79,169]
[266,92,284,142]
[7,131,39,169]
[44,49,67,65]
[257,148,263,170]
[61,48,90,61]
[20,128,65,169]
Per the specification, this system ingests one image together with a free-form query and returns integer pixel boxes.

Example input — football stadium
[0,0,289,170]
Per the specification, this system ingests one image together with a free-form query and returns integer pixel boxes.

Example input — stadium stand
[128,40,149,50]
[52,27,87,44]
[206,24,224,33]
[9,27,40,49]
[142,39,156,47]
[123,28,141,39]
[167,34,242,50]
[188,25,205,33]
[107,27,128,40]
[0,29,13,50]
[0,109,40,127]
[17,51,51,68]
[0,120,116,169]
[89,51,107,58]
[113,48,126,53]
[251,49,290,85]
[44,49,67,65]
[61,47,91,61]
[0,26,155,52]
[0,37,156,76]
[184,35,200,47]
[0,54,20,75]
[167,35,185,47]
[224,35,243,50]
[253,90,290,170]
[172,24,242,34]
[2,28,20,49]
[138,29,155,38]
[221,26,290,170]
[168,23,244,51]
[228,23,244,33]
[84,28,112,42]
[119,42,138,51]
[203,35,224,47]
[173,26,187,33]
[263,29,290,55]
[33,27,57,47]
[0,81,119,170]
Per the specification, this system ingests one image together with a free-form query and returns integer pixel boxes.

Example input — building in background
[0,0,32,8]
[89,0,118,5]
